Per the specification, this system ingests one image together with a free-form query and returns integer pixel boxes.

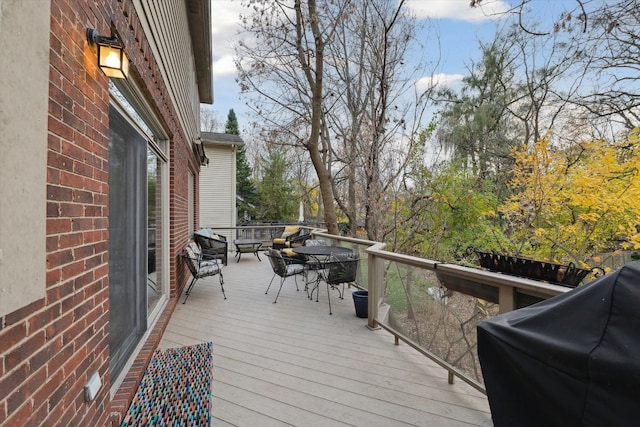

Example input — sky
[205,0,576,133]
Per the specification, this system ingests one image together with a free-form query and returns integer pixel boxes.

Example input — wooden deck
[159,255,493,426]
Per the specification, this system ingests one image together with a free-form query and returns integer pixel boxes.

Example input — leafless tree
[235,0,354,235]
[200,107,222,132]
[323,0,437,240]
[235,0,437,239]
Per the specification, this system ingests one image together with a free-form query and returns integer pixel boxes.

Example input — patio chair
[193,228,228,265]
[272,226,301,249]
[180,241,225,304]
[265,248,305,303]
[288,228,312,248]
[323,252,359,315]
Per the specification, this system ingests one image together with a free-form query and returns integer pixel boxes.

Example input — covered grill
[478,261,640,426]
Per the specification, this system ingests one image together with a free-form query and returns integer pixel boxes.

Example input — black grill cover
[477,260,640,427]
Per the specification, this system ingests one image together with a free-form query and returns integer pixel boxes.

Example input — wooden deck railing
[203,224,571,393]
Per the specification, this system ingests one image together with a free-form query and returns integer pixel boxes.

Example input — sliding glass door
[108,105,148,379]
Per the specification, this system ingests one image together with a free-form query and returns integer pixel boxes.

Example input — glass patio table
[233,239,263,262]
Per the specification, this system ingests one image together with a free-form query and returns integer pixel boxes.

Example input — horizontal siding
[139,0,199,137]
[200,144,235,240]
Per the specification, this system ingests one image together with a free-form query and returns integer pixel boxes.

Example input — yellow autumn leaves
[499,130,640,266]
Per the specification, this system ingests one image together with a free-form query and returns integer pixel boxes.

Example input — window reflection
[147,147,163,311]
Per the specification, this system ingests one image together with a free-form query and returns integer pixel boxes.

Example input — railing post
[498,285,515,313]
[367,251,381,330]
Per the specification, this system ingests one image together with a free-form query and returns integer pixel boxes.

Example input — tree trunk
[299,0,339,235]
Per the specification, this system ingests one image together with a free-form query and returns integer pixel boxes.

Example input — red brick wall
[0,0,199,425]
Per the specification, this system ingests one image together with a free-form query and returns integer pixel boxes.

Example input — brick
[3,399,33,427]
[59,232,83,250]
[48,152,74,173]
[0,321,27,354]
[74,160,94,178]
[55,404,76,427]
[84,328,105,355]
[83,177,103,193]
[61,293,85,320]
[73,189,93,204]
[48,116,74,141]
[62,345,88,378]
[43,393,65,424]
[47,235,60,252]
[47,344,74,379]
[46,268,62,288]
[95,240,108,255]
[73,272,95,291]
[5,332,46,372]
[49,370,76,410]
[61,259,86,279]
[47,184,73,202]
[74,244,95,260]
[0,363,29,399]
[28,303,61,333]
[84,254,102,270]
[59,202,84,217]
[46,280,73,304]
[6,365,46,413]
[49,83,73,111]
[62,108,85,134]
[84,205,103,217]
[47,218,72,234]
[5,299,45,327]
[24,402,49,427]
[47,133,61,152]
[72,217,94,232]
[46,249,73,269]
[30,336,63,372]
[59,171,84,190]
[73,299,95,328]
[60,140,85,162]
[47,167,60,185]
[83,230,102,244]
[47,201,61,217]
[45,311,73,340]
[75,349,97,379]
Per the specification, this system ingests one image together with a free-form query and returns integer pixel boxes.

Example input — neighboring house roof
[201,132,245,147]
[187,0,213,104]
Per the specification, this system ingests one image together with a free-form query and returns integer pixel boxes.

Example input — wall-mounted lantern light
[86,28,129,79]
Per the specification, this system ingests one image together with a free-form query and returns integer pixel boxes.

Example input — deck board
[159,255,492,426]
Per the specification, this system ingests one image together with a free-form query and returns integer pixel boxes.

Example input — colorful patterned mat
[121,342,213,426]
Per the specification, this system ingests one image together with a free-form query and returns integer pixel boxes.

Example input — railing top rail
[204,225,569,299]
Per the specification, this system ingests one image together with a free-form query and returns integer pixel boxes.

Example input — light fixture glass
[97,44,129,79]
[87,28,129,79]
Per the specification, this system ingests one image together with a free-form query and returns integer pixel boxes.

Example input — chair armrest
[288,231,311,247]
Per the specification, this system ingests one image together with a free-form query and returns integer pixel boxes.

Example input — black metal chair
[265,248,305,303]
[323,252,359,315]
[288,229,312,248]
[180,241,225,304]
[272,226,301,249]
[193,228,228,265]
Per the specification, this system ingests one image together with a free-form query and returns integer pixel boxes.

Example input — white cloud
[416,73,465,92]
[210,1,245,58]
[213,55,237,78]
[405,0,510,22]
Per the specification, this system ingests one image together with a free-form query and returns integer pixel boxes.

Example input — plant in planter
[474,250,597,288]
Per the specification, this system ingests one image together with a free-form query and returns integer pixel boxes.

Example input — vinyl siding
[199,143,236,242]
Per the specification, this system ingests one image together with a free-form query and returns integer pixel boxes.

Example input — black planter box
[476,251,591,288]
